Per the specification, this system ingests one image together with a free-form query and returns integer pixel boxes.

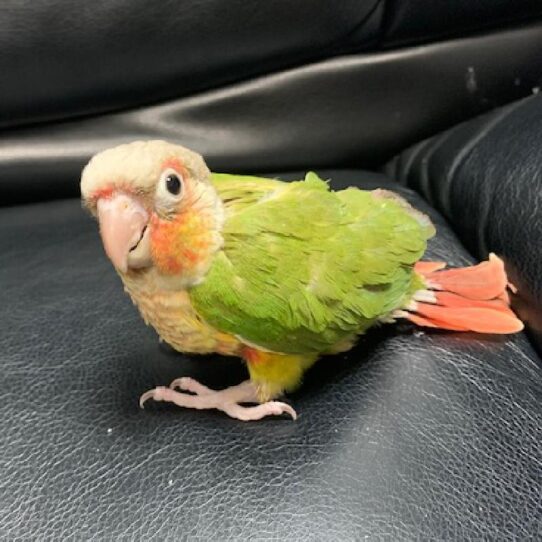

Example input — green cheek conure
[80,140,523,421]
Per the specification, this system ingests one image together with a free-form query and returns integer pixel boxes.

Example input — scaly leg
[140,378,296,421]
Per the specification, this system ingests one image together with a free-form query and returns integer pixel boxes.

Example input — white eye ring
[156,168,185,209]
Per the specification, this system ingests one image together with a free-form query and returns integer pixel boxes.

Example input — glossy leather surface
[387,94,542,354]
[4,0,540,129]
[3,0,542,537]
[2,171,540,540]
[4,23,542,206]
[0,0,383,128]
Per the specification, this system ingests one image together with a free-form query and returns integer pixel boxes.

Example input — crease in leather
[331,0,384,50]
[3,1,541,131]
[4,23,542,206]
[417,129,463,209]
[388,95,542,355]
[0,0,384,130]
[440,98,530,228]
[389,136,430,185]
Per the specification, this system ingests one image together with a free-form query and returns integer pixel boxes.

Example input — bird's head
[81,140,224,287]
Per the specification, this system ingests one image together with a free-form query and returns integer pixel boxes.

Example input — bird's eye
[157,168,184,201]
[165,174,181,195]
[155,168,185,213]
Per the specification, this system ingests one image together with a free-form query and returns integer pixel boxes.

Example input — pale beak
[97,193,149,273]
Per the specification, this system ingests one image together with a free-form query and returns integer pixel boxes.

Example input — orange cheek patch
[182,248,198,264]
[194,238,211,251]
[165,257,183,274]
[150,211,212,275]
[150,215,183,274]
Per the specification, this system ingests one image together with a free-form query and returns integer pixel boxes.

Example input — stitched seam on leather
[418,126,465,208]
[442,97,532,256]
[396,137,433,186]
[441,97,530,221]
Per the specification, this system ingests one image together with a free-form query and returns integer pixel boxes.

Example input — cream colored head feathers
[81,140,224,288]
[81,140,212,210]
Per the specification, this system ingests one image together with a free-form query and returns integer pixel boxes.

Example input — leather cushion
[387,94,542,354]
[0,0,383,128]
[3,0,542,129]
[1,171,540,539]
[4,23,542,207]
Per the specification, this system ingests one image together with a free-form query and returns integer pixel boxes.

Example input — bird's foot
[139,378,297,421]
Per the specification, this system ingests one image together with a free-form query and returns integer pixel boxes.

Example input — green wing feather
[190,172,434,354]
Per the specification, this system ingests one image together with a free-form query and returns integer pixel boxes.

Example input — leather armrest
[386,95,542,352]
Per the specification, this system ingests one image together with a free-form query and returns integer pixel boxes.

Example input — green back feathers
[190,173,433,354]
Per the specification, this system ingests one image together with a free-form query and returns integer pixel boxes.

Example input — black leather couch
[2,2,542,539]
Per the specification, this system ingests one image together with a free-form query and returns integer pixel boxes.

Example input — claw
[222,400,298,421]
[139,379,297,421]
[139,387,161,408]
[275,402,297,421]
[139,386,175,408]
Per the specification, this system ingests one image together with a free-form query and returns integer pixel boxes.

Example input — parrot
[80,140,523,421]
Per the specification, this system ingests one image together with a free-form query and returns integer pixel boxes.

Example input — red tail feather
[433,291,512,313]
[421,254,507,300]
[401,254,523,334]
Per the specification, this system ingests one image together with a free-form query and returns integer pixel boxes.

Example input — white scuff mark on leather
[532,86,540,95]
[466,66,477,93]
